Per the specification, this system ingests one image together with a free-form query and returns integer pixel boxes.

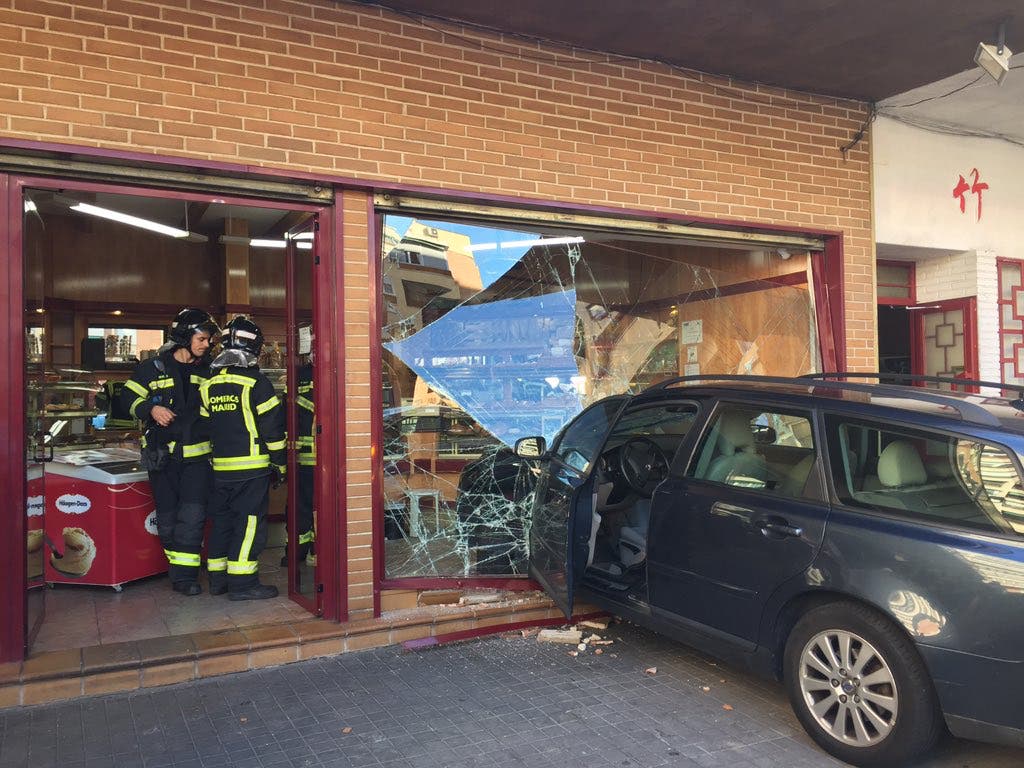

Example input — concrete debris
[577,643,588,652]
[580,618,610,630]
[568,650,579,657]
[585,634,613,645]
[644,667,657,675]
[520,627,541,638]
[458,593,503,606]
[722,704,734,711]
[701,685,711,692]
[594,648,604,655]
[538,628,583,644]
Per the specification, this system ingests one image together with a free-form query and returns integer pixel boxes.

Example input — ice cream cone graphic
[51,527,97,578]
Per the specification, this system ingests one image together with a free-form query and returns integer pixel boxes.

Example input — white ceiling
[878,52,1024,146]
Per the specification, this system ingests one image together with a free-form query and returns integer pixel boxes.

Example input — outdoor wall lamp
[975,21,1012,85]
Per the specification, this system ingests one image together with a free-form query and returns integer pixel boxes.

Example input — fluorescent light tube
[70,201,193,239]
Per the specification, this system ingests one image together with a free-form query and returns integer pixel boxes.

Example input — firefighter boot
[228,583,279,601]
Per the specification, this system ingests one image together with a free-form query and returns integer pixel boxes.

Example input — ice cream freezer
[43,447,167,589]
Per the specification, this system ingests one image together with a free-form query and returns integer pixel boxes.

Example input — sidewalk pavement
[1,622,1020,768]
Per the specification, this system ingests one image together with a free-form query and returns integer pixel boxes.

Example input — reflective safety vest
[199,366,286,480]
[296,363,316,467]
[121,352,211,461]
[98,381,137,430]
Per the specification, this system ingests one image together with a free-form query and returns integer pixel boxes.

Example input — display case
[28,370,138,451]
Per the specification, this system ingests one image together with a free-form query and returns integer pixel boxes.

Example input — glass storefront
[380,213,821,579]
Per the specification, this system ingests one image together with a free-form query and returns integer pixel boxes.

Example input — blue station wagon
[519,374,1024,767]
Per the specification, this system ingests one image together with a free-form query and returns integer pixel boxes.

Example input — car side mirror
[515,436,547,458]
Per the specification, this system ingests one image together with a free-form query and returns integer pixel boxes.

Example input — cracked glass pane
[381,214,821,578]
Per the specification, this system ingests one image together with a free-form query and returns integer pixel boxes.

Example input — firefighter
[120,308,218,595]
[96,379,136,430]
[281,325,315,569]
[200,316,286,600]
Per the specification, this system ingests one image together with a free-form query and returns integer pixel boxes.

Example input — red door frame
[0,174,345,662]
[910,296,979,387]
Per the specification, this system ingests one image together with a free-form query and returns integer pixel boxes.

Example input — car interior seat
[705,411,769,488]
[618,499,651,569]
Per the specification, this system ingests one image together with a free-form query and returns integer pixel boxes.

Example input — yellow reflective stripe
[129,396,147,415]
[167,441,177,453]
[149,379,174,390]
[189,374,206,385]
[216,373,258,386]
[265,438,286,451]
[182,441,211,457]
[298,383,313,393]
[233,515,258,573]
[165,550,201,567]
[298,455,316,466]
[255,395,280,415]
[298,530,315,545]
[200,405,209,417]
[297,395,314,412]
[125,379,148,397]
[227,561,258,575]
[212,456,269,471]
[207,557,228,572]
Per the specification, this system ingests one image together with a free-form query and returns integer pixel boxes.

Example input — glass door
[912,298,979,391]
[23,189,47,651]
[285,220,319,613]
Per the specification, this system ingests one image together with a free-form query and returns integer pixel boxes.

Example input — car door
[529,396,629,617]
[647,400,828,643]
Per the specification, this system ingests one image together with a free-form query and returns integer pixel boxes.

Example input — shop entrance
[16,178,325,657]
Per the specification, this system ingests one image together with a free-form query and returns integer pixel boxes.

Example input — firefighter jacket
[121,351,211,462]
[296,363,315,467]
[97,381,137,430]
[199,365,286,481]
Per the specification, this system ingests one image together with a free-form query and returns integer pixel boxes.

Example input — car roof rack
[803,372,1024,413]
[646,373,1004,428]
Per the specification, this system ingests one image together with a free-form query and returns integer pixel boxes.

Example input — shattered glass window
[381,214,821,578]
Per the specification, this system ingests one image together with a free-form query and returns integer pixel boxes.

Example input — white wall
[874,116,1024,384]
[874,115,1024,259]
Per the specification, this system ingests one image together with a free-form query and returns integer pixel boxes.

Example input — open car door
[529,397,629,617]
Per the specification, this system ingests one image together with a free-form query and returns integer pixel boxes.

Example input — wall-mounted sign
[952,168,989,221]
[682,319,703,345]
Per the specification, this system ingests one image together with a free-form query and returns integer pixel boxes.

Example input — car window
[688,404,817,496]
[551,398,625,474]
[825,415,1024,536]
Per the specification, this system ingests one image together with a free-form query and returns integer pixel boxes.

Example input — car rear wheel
[783,601,942,767]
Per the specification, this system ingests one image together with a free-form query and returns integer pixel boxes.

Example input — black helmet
[223,316,264,358]
[169,308,219,347]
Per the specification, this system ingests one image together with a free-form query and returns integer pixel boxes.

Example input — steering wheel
[618,437,670,497]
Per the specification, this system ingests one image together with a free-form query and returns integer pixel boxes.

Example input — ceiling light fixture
[975,21,1013,85]
[61,197,208,242]
[219,235,312,250]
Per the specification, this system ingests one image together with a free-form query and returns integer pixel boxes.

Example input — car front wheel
[783,601,942,767]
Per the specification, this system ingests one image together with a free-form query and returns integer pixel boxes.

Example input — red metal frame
[997,258,1024,385]
[369,201,384,616]
[0,174,333,662]
[910,297,979,390]
[876,259,917,306]
[316,192,346,623]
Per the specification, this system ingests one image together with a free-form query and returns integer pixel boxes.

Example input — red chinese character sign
[952,168,989,221]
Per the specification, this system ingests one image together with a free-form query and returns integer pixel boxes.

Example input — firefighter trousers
[207,474,271,592]
[148,460,211,585]
[296,464,315,560]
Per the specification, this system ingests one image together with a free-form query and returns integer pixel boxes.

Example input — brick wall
[0,0,875,618]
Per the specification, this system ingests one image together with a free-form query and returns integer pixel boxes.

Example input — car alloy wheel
[797,628,898,747]
[784,601,942,768]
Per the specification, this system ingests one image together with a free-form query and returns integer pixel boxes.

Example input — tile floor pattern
[32,548,315,654]
[2,623,1021,768]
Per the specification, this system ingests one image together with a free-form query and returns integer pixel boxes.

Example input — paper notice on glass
[681,319,703,345]
[298,325,313,355]
[684,363,700,376]
[686,346,698,363]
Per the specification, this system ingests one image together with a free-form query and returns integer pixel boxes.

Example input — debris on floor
[538,627,583,644]
[458,592,503,606]
[580,617,610,630]
[585,634,613,645]
[644,666,657,675]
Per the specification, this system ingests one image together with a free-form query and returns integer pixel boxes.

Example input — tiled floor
[2,622,1020,768]
[31,546,315,654]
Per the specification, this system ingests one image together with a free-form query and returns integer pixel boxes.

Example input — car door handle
[757,518,803,538]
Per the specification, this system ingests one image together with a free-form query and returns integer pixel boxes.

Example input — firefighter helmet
[222,316,265,358]
[169,308,219,347]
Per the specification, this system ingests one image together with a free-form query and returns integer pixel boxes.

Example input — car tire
[783,601,942,768]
